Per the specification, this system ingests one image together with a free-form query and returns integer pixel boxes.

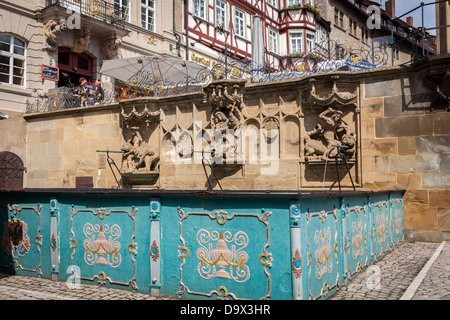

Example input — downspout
[185,0,189,60]
[173,0,181,57]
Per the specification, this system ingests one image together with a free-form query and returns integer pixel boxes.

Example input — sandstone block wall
[360,61,450,242]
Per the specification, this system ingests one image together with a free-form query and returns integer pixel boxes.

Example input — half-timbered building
[185,0,330,69]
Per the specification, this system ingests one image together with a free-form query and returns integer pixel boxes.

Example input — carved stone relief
[120,107,160,182]
[302,81,358,162]
[73,28,91,53]
[44,19,67,45]
[102,38,123,60]
[205,81,245,162]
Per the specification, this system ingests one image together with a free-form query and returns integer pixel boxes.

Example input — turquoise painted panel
[300,197,342,300]
[158,195,292,300]
[57,196,153,292]
[0,190,404,300]
[343,195,371,280]
[370,193,390,261]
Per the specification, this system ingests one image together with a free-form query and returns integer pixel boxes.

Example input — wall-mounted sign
[41,64,59,81]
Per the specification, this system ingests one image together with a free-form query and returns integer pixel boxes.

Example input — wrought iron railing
[45,0,126,27]
[26,40,389,113]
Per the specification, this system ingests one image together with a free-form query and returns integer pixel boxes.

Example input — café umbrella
[99,54,210,96]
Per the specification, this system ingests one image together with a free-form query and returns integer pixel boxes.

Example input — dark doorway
[57,47,93,87]
[0,152,25,190]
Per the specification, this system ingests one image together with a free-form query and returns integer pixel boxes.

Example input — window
[316,24,328,48]
[304,0,314,5]
[114,0,130,22]
[267,0,277,8]
[361,27,368,43]
[335,8,344,28]
[0,35,26,87]
[234,8,245,38]
[194,0,207,20]
[269,28,278,54]
[349,18,358,36]
[141,0,155,31]
[306,33,315,53]
[290,32,303,54]
[216,0,226,29]
[288,0,301,5]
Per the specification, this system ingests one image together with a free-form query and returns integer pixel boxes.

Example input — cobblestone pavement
[0,273,178,300]
[330,241,448,300]
[0,241,447,300]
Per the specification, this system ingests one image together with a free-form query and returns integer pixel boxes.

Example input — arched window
[0,35,26,87]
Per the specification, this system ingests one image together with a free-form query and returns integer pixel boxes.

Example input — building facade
[185,0,331,71]
[185,0,437,72]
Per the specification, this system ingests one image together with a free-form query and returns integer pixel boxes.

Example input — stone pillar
[436,1,450,54]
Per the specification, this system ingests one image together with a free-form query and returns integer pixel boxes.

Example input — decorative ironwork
[26,39,389,114]
[46,0,126,28]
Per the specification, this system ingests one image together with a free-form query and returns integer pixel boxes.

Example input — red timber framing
[184,0,329,65]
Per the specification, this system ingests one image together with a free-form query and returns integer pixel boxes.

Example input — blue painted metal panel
[0,189,404,300]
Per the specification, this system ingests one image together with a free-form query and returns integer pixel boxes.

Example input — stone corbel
[44,19,68,46]
[73,28,91,53]
[102,38,123,60]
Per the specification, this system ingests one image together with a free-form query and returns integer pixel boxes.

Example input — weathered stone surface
[404,190,429,206]
[422,173,450,189]
[437,207,450,231]
[374,156,389,172]
[362,97,384,118]
[375,116,433,138]
[383,94,428,117]
[364,77,400,98]
[362,172,397,190]
[389,155,417,173]
[398,137,416,155]
[428,190,450,207]
[403,205,438,231]
[362,138,397,156]
[433,112,450,135]
[397,173,422,189]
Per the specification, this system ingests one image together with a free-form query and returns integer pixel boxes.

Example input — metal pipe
[185,0,189,61]
[422,2,425,57]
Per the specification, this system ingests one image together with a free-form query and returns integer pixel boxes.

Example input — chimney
[385,0,395,18]
[406,16,414,27]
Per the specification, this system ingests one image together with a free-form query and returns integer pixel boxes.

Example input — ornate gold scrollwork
[179,246,189,258]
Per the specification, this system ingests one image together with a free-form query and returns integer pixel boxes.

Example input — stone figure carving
[103,38,123,59]
[44,19,67,45]
[210,83,243,132]
[304,107,356,161]
[121,127,159,173]
[73,29,91,53]
[208,82,244,160]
